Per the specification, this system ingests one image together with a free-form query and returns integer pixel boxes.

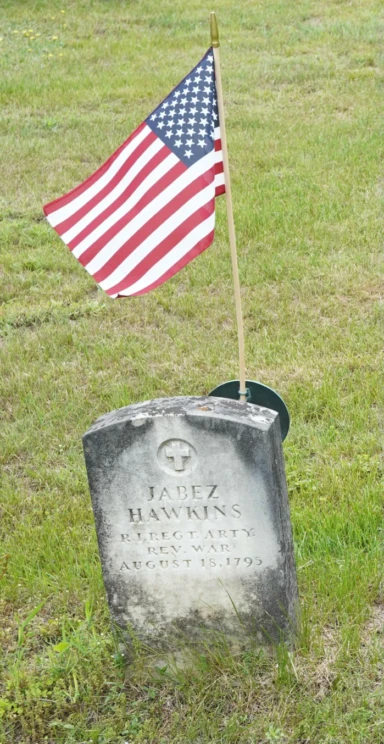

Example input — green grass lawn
[0,0,383,741]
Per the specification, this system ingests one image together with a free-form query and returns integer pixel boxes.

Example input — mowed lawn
[0,0,383,742]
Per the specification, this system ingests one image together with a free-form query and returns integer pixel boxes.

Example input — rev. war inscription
[83,396,299,646]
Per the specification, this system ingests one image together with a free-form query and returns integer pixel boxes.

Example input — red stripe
[54,130,158,237]
[215,184,225,197]
[214,161,224,174]
[107,200,215,296]
[67,146,171,251]
[119,230,215,297]
[43,122,147,216]
[77,158,187,269]
[91,167,214,284]
[214,138,222,152]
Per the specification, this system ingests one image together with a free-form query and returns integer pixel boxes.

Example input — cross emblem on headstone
[165,441,191,471]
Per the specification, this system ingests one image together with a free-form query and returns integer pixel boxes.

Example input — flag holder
[208,12,290,440]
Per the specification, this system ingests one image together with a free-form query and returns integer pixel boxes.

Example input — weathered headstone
[83,396,298,648]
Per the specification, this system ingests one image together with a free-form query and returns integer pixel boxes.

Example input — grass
[0,0,383,741]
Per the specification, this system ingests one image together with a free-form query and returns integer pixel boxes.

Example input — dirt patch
[361,603,384,651]
[313,626,341,700]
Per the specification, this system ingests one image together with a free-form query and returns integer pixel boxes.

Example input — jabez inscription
[83,396,299,646]
[147,484,218,500]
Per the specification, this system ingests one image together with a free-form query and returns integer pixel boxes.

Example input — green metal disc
[208,379,290,441]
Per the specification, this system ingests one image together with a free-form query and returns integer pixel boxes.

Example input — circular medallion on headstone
[157,438,197,476]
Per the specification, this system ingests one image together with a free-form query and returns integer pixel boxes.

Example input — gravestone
[83,396,299,648]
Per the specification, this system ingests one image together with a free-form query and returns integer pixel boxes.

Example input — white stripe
[85,150,215,275]
[214,172,225,187]
[214,149,223,164]
[214,126,221,140]
[99,181,215,291]
[115,213,216,297]
[63,139,168,245]
[47,125,151,227]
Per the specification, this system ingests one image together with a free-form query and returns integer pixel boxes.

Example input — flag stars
[146,51,219,166]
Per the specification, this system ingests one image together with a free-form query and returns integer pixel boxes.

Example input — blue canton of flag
[147,49,220,168]
[44,49,225,297]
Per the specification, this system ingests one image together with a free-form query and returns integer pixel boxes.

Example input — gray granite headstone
[83,396,298,648]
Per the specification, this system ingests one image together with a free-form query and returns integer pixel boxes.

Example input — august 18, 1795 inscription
[83,396,299,648]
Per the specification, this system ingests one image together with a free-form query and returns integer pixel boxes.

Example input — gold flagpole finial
[210,11,220,48]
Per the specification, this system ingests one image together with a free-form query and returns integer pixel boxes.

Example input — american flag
[43,49,225,297]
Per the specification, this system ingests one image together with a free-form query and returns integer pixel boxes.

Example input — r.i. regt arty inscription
[83,396,299,647]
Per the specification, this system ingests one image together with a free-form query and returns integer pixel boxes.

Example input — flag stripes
[44,50,225,297]
[99,181,215,293]
[44,125,224,297]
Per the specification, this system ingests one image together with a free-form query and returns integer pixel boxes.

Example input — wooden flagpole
[210,12,247,403]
